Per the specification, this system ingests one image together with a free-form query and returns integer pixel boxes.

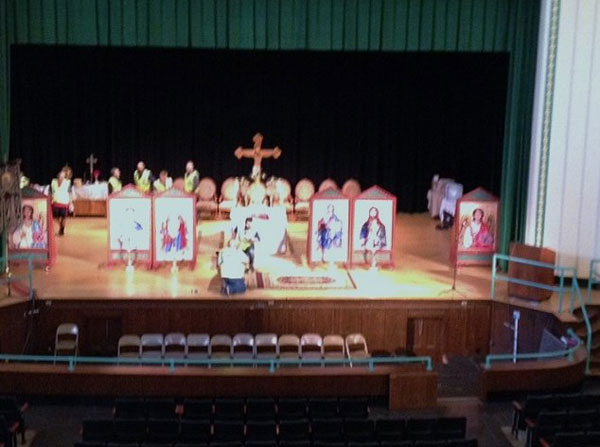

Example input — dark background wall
[10,45,508,212]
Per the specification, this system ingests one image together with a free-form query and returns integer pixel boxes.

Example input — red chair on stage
[196,177,218,218]
[318,178,338,192]
[342,179,362,198]
[294,179,315,218]
[219,177,240,218]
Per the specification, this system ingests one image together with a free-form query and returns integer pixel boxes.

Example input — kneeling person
[218,240,249,296]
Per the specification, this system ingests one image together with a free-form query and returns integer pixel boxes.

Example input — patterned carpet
[247,269,356,290]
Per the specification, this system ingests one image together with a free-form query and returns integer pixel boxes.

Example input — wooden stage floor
[7,213,500,302]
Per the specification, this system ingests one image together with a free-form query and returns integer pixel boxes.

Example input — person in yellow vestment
[153,170,173,193]
[133,161,153,193]
[184,161,200,194]
[108,167,122,194]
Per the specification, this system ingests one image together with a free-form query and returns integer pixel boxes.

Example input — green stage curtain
[0,0,540,254]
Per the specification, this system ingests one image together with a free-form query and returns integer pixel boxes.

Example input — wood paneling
[0,300,30,354]
[0,362,436,411]
[508,243,556,301]
[24,298,492,360]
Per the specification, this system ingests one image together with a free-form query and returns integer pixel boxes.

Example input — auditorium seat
[246,398,277,421]
[0,396,27,445]
[434,417,467,440]
[339,397,370,419]
[185,334,210,360]
[342,179,361,198]
[309,398,339,419]
[145,398,177,419]
[179,418,211,442]
[254,333,278,359]
[195,177,218,218]
[214,398,245,420]
[163,333,186,359]
[376,419,407,441]
[344,419,376,442]
[406,418,435,440]
[181,398,213,420]
[82,418,114,442]
[232,333,255,359]
[54,323,79,357]
[117,335,141,358]
[210,335,233,360]
[246,420,277,442]
[278,440,311,447]
[146,418,179,443]
[73,442,105,447]
[323,335,345,360]
[294,179,315,217]
[141,334,165,358]
[277,399,308,421]
[312,417,344,440]
[278,418,311,441]
[278,334,301,360]
[113,418,146,443]
[212,419,244,441]
[300,333,323,360]
[319,179,339,192]
[114,398,146,419]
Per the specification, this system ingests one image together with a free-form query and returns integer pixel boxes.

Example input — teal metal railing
[588,259,600,304]
[0,253,44,301]
[0,354,433,373]
[490,254,592,374]
[484,328,582,369]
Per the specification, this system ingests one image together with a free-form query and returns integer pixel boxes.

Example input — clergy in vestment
[184,160,200,194]
[133,161,152,193]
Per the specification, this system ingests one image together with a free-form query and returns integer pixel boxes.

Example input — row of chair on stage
[116,333,369,361]
[195,177,361,218]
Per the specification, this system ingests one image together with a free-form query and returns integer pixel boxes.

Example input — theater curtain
[0,0,540,255]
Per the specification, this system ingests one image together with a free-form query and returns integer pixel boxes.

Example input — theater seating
[511,392,600,446]
[76,397,476,447]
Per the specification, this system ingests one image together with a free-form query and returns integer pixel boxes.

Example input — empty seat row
[512,393,600,439]
[75,440,477,447]
[75,439,478,447]
[526,409,600,447]
[542,429,600,447]
[114,397,369,420]
[81,416,467,444]
[118,333,369,361]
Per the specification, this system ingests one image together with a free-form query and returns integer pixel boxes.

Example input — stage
[13,212,497,301]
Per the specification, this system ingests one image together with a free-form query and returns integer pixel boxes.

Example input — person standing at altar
[184,161,200,194]
[133,161,153,193]
[153,170,173,193]
[235,217,260,271]
[51,169,72,236]
[108,167,122,194]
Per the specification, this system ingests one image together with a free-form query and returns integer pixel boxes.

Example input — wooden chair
[342,179,361,198]
[219,177,240,217]
[195,177,218,218]
[294,179,315,218]
[318,178,338,192]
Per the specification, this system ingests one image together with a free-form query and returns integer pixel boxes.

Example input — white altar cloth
[230,205,287,256]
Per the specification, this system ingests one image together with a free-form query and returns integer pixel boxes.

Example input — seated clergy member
[108,167,122,194]
[218,239,249,296]
[184,160,200,194]
[133,161,153,193]
[153,170,173,193]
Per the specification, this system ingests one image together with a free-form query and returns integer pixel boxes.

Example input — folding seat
[406,418,435,441]
[146,418,179,443]
[278,398,307,421]
[212,420,244,442]
[164,332,186,359]
[115,398,146,419]
[344,419,375,442]
[178,419,211,443]
[232,333,255,360]
[278,418,311,441]
[300,333,323,361]
[323,335,345,363]
[245,420,277,442]
[118,335,141,359]
[214,398,245,420]
[339,397,369,419]
[210,335,233,361]
[376,419,406,442]
[308,398,339,419]
[141,334,165,359]
[254,333,278,360]
[246,398,276,421]
[185,334,210,361]
[146,398,177,419]
[312,418,344,441]
[54,323,79,356]
[114,418,147,443]
[345,334,369,366]
[181,398,213,420]
[434,417,466,440]
[82,418,115,443]
[278,335,301,363]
